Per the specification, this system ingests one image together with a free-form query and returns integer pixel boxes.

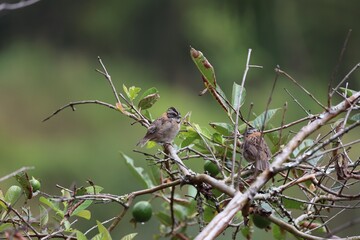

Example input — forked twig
[277,68,327,111]
[96,56,121,104]
[284,88,310,115]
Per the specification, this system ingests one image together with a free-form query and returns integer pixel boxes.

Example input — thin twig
[0,166,34,182]
[260,65,279,133]
[331,62,360,98]
[42,100,117,122]
[277,68,327,110]
[96,56,121,104]
[284,88,310,115]
[170,185,176,233]
[232,48,252,188]
[328,29,352,107]
[195,91,360,240]
[276,102,288,149]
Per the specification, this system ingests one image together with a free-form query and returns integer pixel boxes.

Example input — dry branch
[194,91,360,240]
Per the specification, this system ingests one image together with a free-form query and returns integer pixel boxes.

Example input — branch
[0,166,34,182]
[232,48,252,187]
[0,0,40,11]
[42,100,117,122]
[194,91,360,240]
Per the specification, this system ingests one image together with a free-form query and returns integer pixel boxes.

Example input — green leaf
[350,113,360,123]
[75,210,91,220]
[71,200,92,217]
[266,128,290,151]
[76,231,88,240]
[85,185,104,194]
[181,136,198,148]
[231,82,246,110]
[121,152,154,188]
[123,84,130,99]
[121,233,138,240]
[39,205,49,227]
[64,219,71,230]
[282,198,303,210]
[40,196,64,218]
[0,190,6,210]
[212,133,224,144]
[292,139,314,157]
[339,87,357,97]
[0,223,12,232]
[173,204,187,221]
[96,220,112,240]
[140,87,158,99]
[128,86,141,101]
[203,206,216,223]
[145,141,157,149]
[192,123,212,140]
[292,139,324,165]
[307,149,324,166]
[273,224,286,240]
[251,108,280,130]
[142,110,153,121]
[190,47,217,88]
[138,93,160,110]
[156,212,172,226]
[91,234,102,240]
[149,164,161,186]
[5,185,22,205]
[209,122,234,136]
[15,171,32,199]
[190,47,229,112]
[241,225,252,239]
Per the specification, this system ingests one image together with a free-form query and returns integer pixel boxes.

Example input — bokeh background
[1,0,359,239]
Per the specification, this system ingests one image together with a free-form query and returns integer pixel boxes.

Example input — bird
[242,127,271,171]
[137,107,181,147]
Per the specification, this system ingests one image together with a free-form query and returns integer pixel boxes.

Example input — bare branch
[277,68,327,110]
[232,48,252,187]
[0,166,34,182]
[42,100,117,122]
[0,0,40,11]
[194,91,360,240]
[96,56,121,104]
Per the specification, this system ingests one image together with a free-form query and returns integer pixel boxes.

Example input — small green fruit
[204,160,220,176]
[252,213,271,229]
[132,201,152,222]
[30,177,41,192]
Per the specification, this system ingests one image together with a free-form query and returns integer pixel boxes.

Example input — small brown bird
[137,107,181,147]
[242,128,271,171]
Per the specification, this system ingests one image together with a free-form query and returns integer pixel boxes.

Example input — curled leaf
[138,93,160,110]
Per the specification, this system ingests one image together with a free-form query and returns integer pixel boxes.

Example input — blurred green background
[0,0,359,239]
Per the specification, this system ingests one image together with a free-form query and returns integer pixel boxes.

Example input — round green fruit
[132,201,152,223]
[204,160,220,176]
[30,177,41,192]
[252,213,271,229]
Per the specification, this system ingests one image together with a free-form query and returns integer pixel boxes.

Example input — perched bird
[242,128,271,171]
[137,107,181,147]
